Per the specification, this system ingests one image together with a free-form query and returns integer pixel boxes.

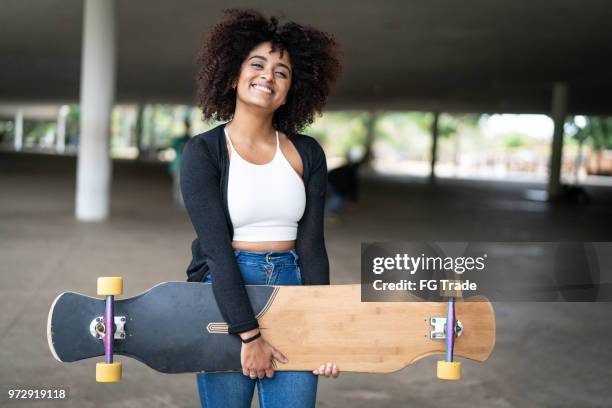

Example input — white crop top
[225,127,306,242]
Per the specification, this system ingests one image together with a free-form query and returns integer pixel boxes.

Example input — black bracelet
[241,332,261,344]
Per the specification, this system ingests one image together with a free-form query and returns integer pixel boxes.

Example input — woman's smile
[250,83,274,95]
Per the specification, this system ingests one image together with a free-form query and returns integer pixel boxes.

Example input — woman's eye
[250,63,288,78]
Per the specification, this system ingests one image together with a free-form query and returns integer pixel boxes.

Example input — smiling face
[234,41,292,113]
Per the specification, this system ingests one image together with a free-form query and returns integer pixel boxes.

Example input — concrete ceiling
[2,0,612,114]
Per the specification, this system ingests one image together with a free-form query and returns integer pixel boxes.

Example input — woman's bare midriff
[231,240,295,252]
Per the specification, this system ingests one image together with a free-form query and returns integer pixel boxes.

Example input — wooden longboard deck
[258,285,494,372]
[48,283,495,374]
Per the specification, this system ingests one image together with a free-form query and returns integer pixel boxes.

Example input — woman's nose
[260,68,274,81]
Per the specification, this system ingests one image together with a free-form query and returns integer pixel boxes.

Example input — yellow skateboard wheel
[437,360,461,380]
[96,362,122,382]
[97,277,123,296]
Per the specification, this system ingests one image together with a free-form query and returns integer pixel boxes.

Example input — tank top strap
[225,126,281,164]
[223,127,236,153]
[225,127,278,152]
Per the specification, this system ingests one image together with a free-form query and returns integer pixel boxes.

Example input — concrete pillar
[14,109,23,151]
[548,83,569,200]
[150,105,158,158]
[75,0,116,221]
[135,104,144,160]
[429,111,440,183]
[56,105,69,154]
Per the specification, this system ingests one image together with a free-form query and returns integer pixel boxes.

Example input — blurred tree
[306,112,369,160]
[569,116,590,182]
[0,120,15,144]
[24,121,56,147]
[503,132,528,149]
[436,114,481,167]
[590,117,612,175]
[67,105,80,147]
[377,112,431,157]
[569,116,612,175]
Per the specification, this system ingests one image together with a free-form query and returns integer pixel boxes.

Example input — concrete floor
[1,152,611,407]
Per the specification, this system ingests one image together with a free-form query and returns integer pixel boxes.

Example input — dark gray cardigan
[180,122,330,334]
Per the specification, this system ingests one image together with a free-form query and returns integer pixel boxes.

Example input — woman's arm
[180,137,259,334]
[295,138,330,285]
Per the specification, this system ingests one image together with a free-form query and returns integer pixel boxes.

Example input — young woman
[180,8,342,408]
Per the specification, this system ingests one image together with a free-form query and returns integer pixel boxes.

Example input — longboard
[47,281,495,380]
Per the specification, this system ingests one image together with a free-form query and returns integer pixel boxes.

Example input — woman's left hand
[313,362,339,378]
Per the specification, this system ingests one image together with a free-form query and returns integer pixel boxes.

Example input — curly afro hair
[195,8,342,135]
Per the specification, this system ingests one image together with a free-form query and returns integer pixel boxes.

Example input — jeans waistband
[233,248,299,264]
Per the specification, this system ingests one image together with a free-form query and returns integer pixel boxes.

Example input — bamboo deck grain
[258,284,495,372]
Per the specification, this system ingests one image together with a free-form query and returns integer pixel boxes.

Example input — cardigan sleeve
[180,137,259,334]
[295,138,330,285]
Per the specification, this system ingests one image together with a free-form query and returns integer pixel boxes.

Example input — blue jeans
[197,249,318,408]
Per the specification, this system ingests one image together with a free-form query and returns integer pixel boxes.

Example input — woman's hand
[313,362,340,378]
[240,330,288,379]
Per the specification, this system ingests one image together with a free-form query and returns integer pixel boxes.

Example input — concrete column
[149,105,158,158]
[548,83,569,200]
[429,111,440,183]
[75,0,116,221]
[56,105,69,154]
[135,104,144,160]
[14,109,23,151]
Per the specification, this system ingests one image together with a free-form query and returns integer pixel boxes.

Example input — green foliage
[66,105,80,143]
[305,111,370,158]
[569,116,612,150]
[0,120,14,143]
[503,132,528,149]
[23,121,56,146]
[376,112,432,151]
[590,117,612,150]
[437,114,481,139]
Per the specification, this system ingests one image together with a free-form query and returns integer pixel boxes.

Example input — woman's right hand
[240,330,288,379]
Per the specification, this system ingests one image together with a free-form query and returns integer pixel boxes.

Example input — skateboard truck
[429,316,463,340]
[95,277,124,382]
[90,316,126,340]
[436,297,462,380]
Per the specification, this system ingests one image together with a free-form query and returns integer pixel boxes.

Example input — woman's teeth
[251,84,273,94]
